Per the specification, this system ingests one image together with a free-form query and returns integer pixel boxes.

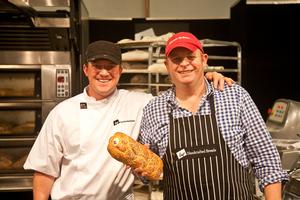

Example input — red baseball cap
[165,32,204,57]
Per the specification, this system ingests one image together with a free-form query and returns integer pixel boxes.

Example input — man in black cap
[24,40,233,200]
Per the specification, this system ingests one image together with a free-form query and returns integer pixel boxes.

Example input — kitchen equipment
[0,0,83,192]
[0,51,71,135]
[266,98,300,172]
[282,168,300,200]
[267,99,300,141]
[0,51,72,192]
[265,99,300,200]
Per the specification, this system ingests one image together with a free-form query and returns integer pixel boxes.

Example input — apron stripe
[206,115,214,144]
[215,156,222,200]
[185,159,194,200]
[191,159,200,199]
[176,118,181,149]
[180,118,191,147]
[180,159,189,199]
[224,126,231,200]
[187,117,194,147]
[230,151,236,199]
[203,157,211,199]
[239,161,246,199]
[198,158,205,199]
[203,115,209,144]
[209,114,216,144]
[215,116,226,200]
[209,157,217,199]
[199,116,205,145]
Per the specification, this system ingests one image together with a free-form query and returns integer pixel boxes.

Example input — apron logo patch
[80,102,87,109]
[176,149,187,159]
[174,145,219,160]
[186,147,217,156]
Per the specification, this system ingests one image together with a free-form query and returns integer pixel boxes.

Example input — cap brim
[166,42,199,56]
[87,55,120,64]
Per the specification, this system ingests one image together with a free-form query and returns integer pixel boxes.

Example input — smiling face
[165,47,208,88]
[83,59,122,100]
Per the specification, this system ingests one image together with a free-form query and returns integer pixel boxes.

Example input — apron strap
[208,93,216,116]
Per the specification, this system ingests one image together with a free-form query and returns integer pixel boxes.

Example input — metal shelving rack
[201,39,242,84]
[118,42,154,94]
[118,39,242,96]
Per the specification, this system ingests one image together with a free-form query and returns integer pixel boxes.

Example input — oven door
[0,64,71,101]
[0,101,57,136]
[0,67,41,100]
[0,138,34,191]
[0,102,44,137]
[0,87,58,192]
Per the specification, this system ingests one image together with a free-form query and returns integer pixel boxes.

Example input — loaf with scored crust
[107,132,163,181]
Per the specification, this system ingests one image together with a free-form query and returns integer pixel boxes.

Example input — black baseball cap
[85,40,121,64]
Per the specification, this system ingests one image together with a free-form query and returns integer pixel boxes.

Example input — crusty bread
[11,122,35,133]
[0,152,13,169]
[11,154,28,169]
[107,132,163,181]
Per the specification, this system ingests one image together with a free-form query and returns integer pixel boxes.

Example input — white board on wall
[82,0,239,19]
[149,0,238,19]
[82,0,146,19]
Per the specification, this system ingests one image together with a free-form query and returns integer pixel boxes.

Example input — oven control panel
[56,68,70,98]
[268,101,288,124]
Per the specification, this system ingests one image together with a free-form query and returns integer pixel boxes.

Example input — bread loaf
[11,154,28,169]
[0,152,13,169]
[107,132,163,181]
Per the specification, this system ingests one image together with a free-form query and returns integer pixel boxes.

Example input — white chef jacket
[24,88,153,200]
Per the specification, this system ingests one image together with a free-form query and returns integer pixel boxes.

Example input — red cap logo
[165,32,203,56]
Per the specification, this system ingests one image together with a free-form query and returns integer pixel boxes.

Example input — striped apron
[162,94,255,200]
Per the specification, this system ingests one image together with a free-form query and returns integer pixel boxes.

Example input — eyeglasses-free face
[89,62,118,72]
[83,59,122,100]
[165,47,208,86]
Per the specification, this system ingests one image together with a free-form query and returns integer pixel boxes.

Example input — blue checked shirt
[138,79,288,191]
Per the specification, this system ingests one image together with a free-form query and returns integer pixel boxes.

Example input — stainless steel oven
[0,0,84,193]
[0,51,72,191]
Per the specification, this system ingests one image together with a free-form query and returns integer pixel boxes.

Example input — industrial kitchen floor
[133,180,163,200]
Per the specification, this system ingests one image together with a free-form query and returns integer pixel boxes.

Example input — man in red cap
[138,32,287,200]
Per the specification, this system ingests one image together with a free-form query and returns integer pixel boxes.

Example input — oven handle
[0,137,36,147]
[0,65,41,70]
[0,100,54,108]
[0,137,36,143]
[0,175,33,192]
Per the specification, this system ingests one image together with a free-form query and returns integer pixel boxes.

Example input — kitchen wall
[88,19,231,43]
[231,1,300,119]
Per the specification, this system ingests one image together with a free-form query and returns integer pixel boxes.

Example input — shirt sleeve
[138,105,155,151]
[138,98,167,157]
[129,93,154,141]
[23,108,64,178]
[136,102,159,182]
[240,89,289,191]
